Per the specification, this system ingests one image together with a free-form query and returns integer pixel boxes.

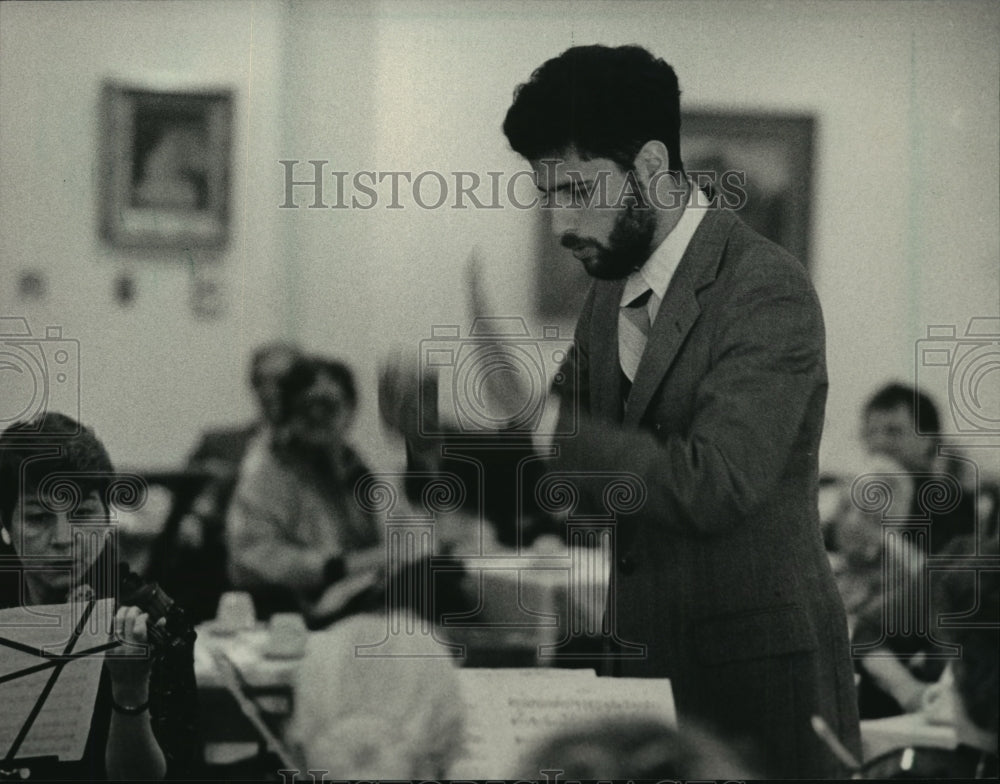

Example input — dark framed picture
[99,81,234,249]
[682,110,815,268]
[535,110,816,321]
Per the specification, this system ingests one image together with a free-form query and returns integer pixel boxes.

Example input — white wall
[3,0,998,480]
[0,0,288,467]
[315,0,999,476]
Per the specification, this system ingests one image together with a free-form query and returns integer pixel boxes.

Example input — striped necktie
[619,288,653,383]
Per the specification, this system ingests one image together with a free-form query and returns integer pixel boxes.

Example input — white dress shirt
[620,183,707,324]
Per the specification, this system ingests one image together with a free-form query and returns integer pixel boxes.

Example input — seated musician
[0,413,201,780]
[861,383,979,554]
[150,340,300,622]
[863,536,998,778]
[182,341,301,531]
[828,383,986,718]
[936,558,999,777]
[825,456,946,717]
[226,356,384,622]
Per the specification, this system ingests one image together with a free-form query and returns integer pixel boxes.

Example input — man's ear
[632,140,670,187]
[1,526,11,547]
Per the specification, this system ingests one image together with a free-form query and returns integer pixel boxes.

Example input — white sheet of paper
[449,667,674,778]
[0,598,114,762]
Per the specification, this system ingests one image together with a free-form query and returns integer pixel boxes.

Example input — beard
[561,201,658,281]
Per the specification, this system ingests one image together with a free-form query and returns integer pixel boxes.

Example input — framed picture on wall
[682,110,814,267]
[535,110,815,321]
[99,81,234,249]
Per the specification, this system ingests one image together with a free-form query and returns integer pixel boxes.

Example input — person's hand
[176,513,205,548]
[907,650,928,674]
[464,248,536,427]
[379,349,420,437]
[919,666,957,725]
[105,605,164,702]
[898,679,931,714]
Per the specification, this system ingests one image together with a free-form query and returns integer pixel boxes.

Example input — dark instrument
[117,562,196,653]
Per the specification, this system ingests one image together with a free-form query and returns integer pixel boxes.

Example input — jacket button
[618,553,637,575]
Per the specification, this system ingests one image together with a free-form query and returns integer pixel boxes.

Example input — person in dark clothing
[862,536,998,778]
[0,413,201,780]
[149,340,301,623]
[862,382,979,554]
[852,383,990,718]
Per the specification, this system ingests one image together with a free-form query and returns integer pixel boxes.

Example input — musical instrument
[117,562,196,653]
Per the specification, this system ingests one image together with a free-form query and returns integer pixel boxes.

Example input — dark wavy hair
[0,412,118,605]
[276,356,358,424]
[0,413,115,533]
[864,382,941,436]
[503,44,683,172]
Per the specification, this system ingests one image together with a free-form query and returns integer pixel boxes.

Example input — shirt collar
[621,183,706,306]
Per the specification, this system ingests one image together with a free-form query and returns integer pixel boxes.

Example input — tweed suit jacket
[553,208,861,777]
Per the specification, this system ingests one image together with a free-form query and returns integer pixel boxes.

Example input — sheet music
[0,598,114,762]
[449,667,674,778]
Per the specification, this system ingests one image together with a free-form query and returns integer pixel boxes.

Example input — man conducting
[503,44,860,777]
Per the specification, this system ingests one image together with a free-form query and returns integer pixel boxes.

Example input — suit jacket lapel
[623,209,737,427]
[589,278,625,422]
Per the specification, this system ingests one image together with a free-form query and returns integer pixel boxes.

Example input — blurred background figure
[0,413,202,780]
[824,382,998,719]
[226,355,383,622]
[862,536,998,778]
[289,612,464,778]
[378,348,556,554]
[835,459,943,718]
[377,254,562,554]
[518,716,754,780]
[149,340,301,623]
[825,455,917,633]
[861,382,981,554]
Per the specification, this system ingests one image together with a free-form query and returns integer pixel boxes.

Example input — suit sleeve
[556,255,826,536]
